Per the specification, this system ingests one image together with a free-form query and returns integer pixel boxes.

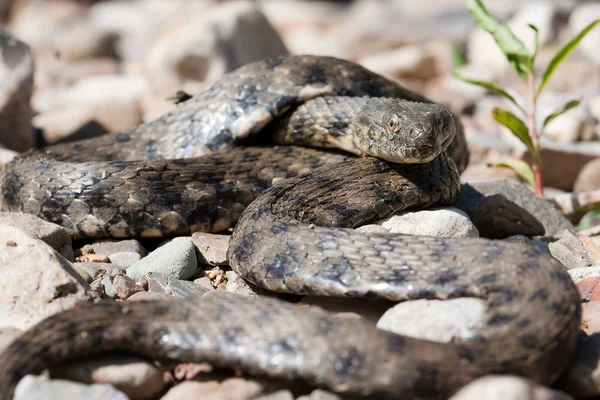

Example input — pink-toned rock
[126,291,173,302]
[578,278,600,302]
[582,302,600,335]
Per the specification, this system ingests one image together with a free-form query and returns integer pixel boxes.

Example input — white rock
[126,237,197,280]
[358,43,439,81]
[568,265,600,283]
[0,29,34,152]
[537,91,590,143]
[191,232,230,266]
[449,375,574,400]
[365,207,479,238]
[467,2,559,77]
[55,22,117,61]
[144,0,288,97]
[570,3,600,66]
[377,298,487,342]
[14,375,129,400]
[0,225,92,330]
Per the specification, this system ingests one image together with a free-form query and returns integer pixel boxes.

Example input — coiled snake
[0,55,581,399]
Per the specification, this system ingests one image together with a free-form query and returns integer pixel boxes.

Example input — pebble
[574,158,600,192]
[81,239,148,258]
[76,253,110,263]
[548,231,600,270]
[377,298,487,342]
[357,43,440,81]
[568,265,600,283]
[127,291,174,302]
[14,375,129,400]
[50,355,164,400]
[582,301,600,335]
[161,377,263,400]
[169,279,210,300]
[255,390,294,400]
[0,28,35,152]
[74,262,126,280]
[0,225,92,330]
[108,251,142,268]
[297,390,343,400]
[449,375,574,400]
[126,237,197,281]
[0,212,71,251]
[112,274,144,300]
[191,232,230,266]
[101,274,116,298]
[360,207,479,238]
[193,277,216,292]
[225,270,267,297]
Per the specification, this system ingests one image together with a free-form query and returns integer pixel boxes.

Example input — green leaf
[528,24,539,68]
[450,45,467,68]
[578,208,600,230]
[452,71,525,114]
[492,107,535,152]
[542,99,581,132]
[538,19,600,95]
[491,159,536,188]
[465,0,532,81]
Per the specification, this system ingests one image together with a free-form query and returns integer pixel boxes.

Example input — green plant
[453,0,599,196]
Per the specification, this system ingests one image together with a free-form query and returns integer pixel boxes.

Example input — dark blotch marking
[528,288,549,302]
[387,335,406,353]
[334,347,365,377]
[550,271,570,285]
[516,319,531,329]
[457,346,476,363]
[520,333,539,349]
[414,365,441,397]
[477,273,497,285]
[263,56,284,70]
[206,128,234,150]
[116,132,130,143]
[151,326,170,344]
[488,312,516,326]
[434,270,458,286]
[152,304,171,317]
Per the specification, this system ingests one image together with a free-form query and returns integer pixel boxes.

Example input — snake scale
[0,55,581,399]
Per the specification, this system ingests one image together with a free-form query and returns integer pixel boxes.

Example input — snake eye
[387,114,400,132]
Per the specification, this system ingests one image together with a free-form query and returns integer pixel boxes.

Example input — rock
[0,225,92,330]
[455,179,575,237]
[193,277,215,292]
[450,375,574,400]
[144,0,288,97]
[127,237,197,280]
[538,91,591,143]
[549,232,600,270]
[225,270,270,297]
[558,333,600,398]
[191,232,230,266]
[81,239,148,258]
[112,274,144,300]
[0,146,17,164]
[0,212,71,251]
[568,265,600,283]
[297,390,343,400]
[14,375,129,400]
[377,298,487,342]
[169,279,210,300]
[574,158,600,192]
[74,262,125,280]
[59,244,75,262]
[127,291,173,302]
[32,74,146,114]
[357,42,441,81]
[161,377,263,400]
[582,302,600,335]
[577,277,600,302]
[50,355,164,400]
[71,264,93,283]
[146,272,171,294]
[361,207,479,238]
[76,253,110,263]
[108,252,142,268]
[0,326,23,352]
[255,390,294,400]
[55,22,118,61]
[570,3,600,66]
[0,28,35,152]
[101,274,115,298]
[467,2,559,78]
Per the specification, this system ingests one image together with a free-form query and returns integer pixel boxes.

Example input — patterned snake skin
[0,55,581,399]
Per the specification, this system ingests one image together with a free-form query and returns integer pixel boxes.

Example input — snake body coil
[0,55,581,399]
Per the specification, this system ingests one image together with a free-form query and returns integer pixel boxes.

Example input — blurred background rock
[0,0,598,191]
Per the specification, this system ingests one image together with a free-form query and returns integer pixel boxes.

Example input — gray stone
[450,375,574,400]
[50,355,164,399]
[549,231,600,270]
[377,298,487,342]
[255,390,294,400]
[193,277,215,292]
[147,272,171,294]
[161,377,263,400]
[169,279,210,300]
[455,179,575,238]
[14,375,128,400]
[74,262,125,280]
[569,265,600,283]
[80,239,148,258]
[191,232,230,266]
[575,158,600,192]
[0,212,71,250]
[112,274,143,300]
[0,29,35,152]
[362,207,479,238]
[108,251,142,268]
[101,275,115,298]
[225,270,269,297]
[59,245,75,262]
[126,237,197,280]
[297,390,343,400]
[0,225,92,330]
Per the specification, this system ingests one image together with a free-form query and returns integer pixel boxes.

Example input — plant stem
[527,70,544,196]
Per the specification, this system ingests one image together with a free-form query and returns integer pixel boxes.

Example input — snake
[0,55,581,399]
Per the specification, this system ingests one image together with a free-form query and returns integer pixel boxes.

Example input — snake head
[352,100,456,164]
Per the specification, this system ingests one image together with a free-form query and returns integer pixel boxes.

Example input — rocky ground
[0,0,599,399]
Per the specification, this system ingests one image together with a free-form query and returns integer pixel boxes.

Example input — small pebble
[14,375,128,400]
[108,251,142,268]
[81,239,148,257]
[191,232,230,266]
[76,254,110,263]
[126,237,197,280]
[112,274,144,300]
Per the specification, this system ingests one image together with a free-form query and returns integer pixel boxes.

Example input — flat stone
[549,231,600,270]
[161,378,263,400]
[101,275,115,298]
[364,207,479,238]
[577,277,600,302]
[0,212,71,250]
[582,302,600,335]
[297,390,343,400]
[169,279,210,300]
[51,355,164,399]
[14,375,128,400]
[112,274,143,300]
[108,252,142,268]
[455,179,575,238]
[191,232,230,266]
[450,375,574,400]
[126,291,174,302]
[0,225,92,330]
[377,298,487,342]
[193,277,215,292]
[126,237,197,281]
[568,266,600,283]
[80,239,148,258]
[255,390,294,400]
[74,262,125,280]
[225,270,271,297]
[76,253,110,263]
